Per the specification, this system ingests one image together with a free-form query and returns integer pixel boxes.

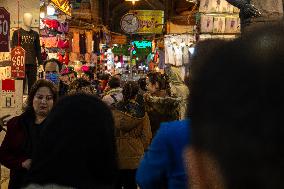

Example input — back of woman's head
[27,94,117,189]
[68,78,95,95]
[122,81,139,102]
[147,72,169,91]
[138,78,147,91]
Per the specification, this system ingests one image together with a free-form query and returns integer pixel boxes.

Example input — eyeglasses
[35,95,54,101]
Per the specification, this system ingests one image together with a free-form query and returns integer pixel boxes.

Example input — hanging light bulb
[125,0,140,5]
[47,5,55,16]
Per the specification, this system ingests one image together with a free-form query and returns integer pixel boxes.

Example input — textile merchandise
[57,39,70,49]
[225,17,241,33]
[12,28,42,65]
[79,33,87,54]
[72,32,80,53]
[200,15,214,33]
[213,17,226,33]
[40,37,58,48]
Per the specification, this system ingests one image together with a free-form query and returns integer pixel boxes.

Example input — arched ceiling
[102,0,195,33]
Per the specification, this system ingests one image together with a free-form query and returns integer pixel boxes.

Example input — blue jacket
[136,120,190,189]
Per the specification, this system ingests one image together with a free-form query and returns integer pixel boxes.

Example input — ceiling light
[125,0,140,5]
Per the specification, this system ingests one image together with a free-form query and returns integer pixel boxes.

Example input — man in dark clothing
[226,0,283,33]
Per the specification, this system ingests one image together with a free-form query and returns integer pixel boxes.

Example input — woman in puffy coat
[112,81,152,189]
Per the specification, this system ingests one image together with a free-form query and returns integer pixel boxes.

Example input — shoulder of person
[159,120,190,137]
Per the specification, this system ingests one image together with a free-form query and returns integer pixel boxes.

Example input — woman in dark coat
[0,80,58,189]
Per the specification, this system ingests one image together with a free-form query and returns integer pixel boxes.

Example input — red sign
[0,7,10,52]
[2,79,15,92]
[11,47,25,78]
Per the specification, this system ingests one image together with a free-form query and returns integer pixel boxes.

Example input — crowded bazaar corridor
[1,0,284,189]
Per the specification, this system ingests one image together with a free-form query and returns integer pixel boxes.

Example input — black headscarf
[25,94,117,189]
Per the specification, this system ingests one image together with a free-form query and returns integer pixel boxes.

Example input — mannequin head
[23,13,33,28]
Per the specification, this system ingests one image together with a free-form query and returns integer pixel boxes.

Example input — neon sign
[133,41,152,48]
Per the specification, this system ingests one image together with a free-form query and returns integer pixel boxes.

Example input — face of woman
[33,87,54,118]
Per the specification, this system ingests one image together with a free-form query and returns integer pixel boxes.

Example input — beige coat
[112,110,152,170]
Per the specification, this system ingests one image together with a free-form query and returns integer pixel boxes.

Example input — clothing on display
[43,19,60,30]
[93,32,100,53]
[201,15,214,33]
[79,33,87,54]
[213,17,226,33]
[58,52,69,65]
[225,17,241,33]
[199,0,213,13]
[211,0,223,13]
[86,31,93,53]
[57,39,70,49]
[40,37,58,48]
[72,32,80,53]
[57,22,69,34]
[12,28,42,65]
[158,50,165,69]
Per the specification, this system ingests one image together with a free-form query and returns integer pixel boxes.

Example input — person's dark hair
[43,58,62,71]
[26,94,117,189]
[122,81,139,102]
[26,79,58,113]
[138,78,147,91]
[68,78,95,95]
[147,72,171,95]
[189,23,284,189]
[108,76,121,89]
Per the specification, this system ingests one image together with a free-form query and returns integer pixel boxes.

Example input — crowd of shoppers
[1,22,284,189]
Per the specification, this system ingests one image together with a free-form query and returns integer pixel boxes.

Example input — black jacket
[11,28,42,65]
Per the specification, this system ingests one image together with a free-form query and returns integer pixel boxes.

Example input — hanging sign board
[11,47,25,79]
[133,41,152,48]
[130,10,164,34]
[51,0,72,16]
[0,7,10,52]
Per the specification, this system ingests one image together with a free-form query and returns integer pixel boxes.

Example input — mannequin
[226,0,283,33]
[12,13,42,93]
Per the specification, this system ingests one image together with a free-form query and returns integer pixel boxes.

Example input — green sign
[133,41,152,49]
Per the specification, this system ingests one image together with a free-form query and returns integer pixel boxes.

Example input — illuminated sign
[51,0,71,16]
[133,41,152,48]
[130,10,164,34]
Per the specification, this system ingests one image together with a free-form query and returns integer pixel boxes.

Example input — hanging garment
[211,0,222,12]
[166,44,175,65]
[225,17,241,33]
[40,37,58,48]
[58,52,69,65]
[182,44,190,65]
[93,32,100,53]
[91,53,97,64]
[58,22,69,33]
[213,16,226,33]
[86,31,93,53]
[57,39,70,49]
[173,44,183,67]
[158,50,165,69]
[222,0,234,13]
[43,19,60,30]
[201,15,214,33]
[79,33,87,54]
[72,32,80,53]
[199,0,213,13]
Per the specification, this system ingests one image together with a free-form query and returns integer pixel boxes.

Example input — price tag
[11,47,25,79]
[0,7,10,52]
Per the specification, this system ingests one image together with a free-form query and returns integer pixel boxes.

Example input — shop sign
[51,0,72,16]
[0,79,23,117]
[11,47,25,79]
[133,41,152,48]
[0,7,10,52]
[112,35,127,45]
[130,10,164,34]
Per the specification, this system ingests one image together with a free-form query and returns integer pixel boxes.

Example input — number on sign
[0,20,8,35]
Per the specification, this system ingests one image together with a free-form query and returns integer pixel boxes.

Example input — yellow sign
[51,0,71,16]
[130,10,164,34]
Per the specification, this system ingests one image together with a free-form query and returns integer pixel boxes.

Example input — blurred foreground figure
[187,23,284,189]
[23,94,117,189]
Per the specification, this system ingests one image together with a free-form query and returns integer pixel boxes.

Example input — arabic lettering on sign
[130,10,164,34]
